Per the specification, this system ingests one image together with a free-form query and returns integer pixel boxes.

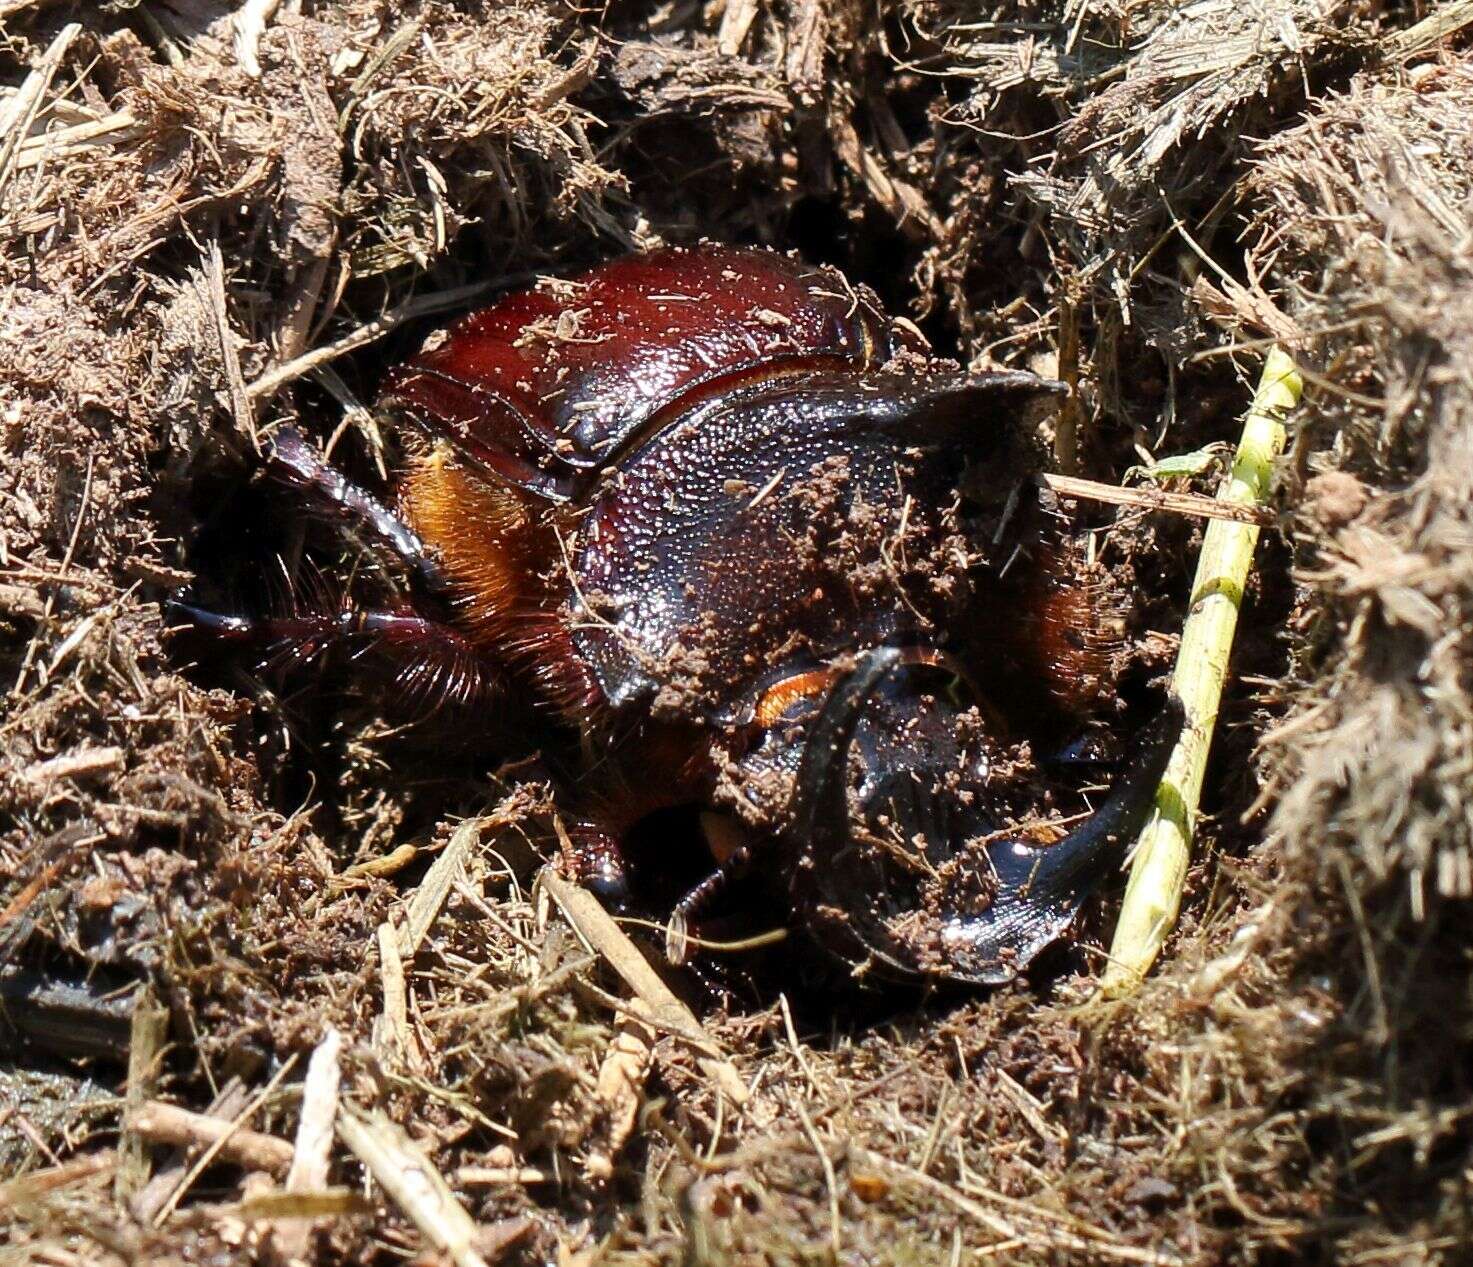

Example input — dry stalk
[129,1100,296,1179]
[1041,472,1271,526]
[271,1027,343,1260]
[1101,348,1301,994]
[336,1106,491,1267]
[539,864,749,1107]
[12,110,142,169]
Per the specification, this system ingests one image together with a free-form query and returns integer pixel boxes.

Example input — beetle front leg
[266,427,448,599]
[170,602,502,712]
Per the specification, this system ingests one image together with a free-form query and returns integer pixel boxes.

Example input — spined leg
[267,427,448,598]
[664,840,755,965]
[170,602,501,711]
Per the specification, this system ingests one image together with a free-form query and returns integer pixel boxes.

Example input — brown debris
[2,2,1471,1264]
[127,1101,296,1178]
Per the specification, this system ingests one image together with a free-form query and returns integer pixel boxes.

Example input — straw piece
[0,1153,116,1206]
[115,988,168,1201]
[397,818,478,959]
[128,1100,295,1177]
[538,865,749,1107]
[374,921,415,1069]
[0,23,78,208]
[584,1016,654,1181]
[337,1106,490,1267]
[271,1027,343,1259]
[1100,348,1301,995]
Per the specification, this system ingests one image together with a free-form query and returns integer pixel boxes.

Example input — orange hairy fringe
[400,448,597,717]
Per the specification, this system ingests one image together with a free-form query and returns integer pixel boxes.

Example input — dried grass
[2,2,1471,1264]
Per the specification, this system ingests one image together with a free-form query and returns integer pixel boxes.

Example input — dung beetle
[179,245,1179,986]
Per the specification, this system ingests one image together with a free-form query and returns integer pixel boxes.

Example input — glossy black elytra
[179,245,1180,986]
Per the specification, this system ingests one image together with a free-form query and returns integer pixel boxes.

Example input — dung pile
[2,2,1470,1263]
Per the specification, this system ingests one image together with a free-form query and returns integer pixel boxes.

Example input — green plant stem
[1100,347,1302,996]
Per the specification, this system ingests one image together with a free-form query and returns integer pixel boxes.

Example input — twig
[14,452,91,693]
[1040,472,1270,526]
[130,1100,296,1180]
[272,1027,343,1260]
[539,864,749,1107]
[115,988,169,1202]
[0,23,78,208]
[856,1150,1185,1265]
[22,746,124,784]
[245,281,497,404]
[242,1188,369,1219]
[1100,348,1301,995]
[131,1080,250,1223]
[456,1163,552,1186]
[337,1106,490,1267]
[150,1057,299,1223]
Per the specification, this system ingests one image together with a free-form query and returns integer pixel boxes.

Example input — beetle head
[779,648,1181,986]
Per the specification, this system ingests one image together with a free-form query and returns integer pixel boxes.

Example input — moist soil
[3,3,1472,1264]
